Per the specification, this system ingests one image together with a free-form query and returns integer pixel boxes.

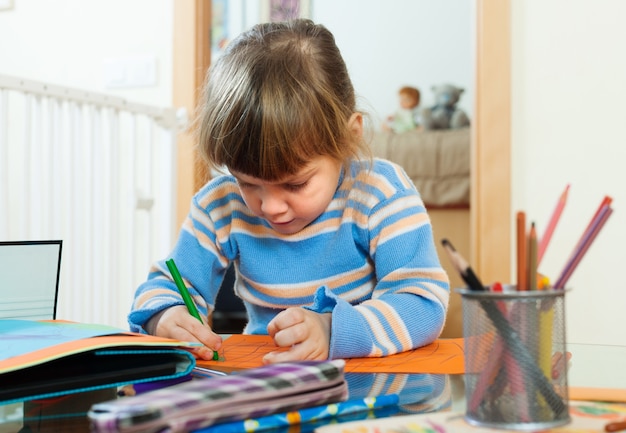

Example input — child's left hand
[263,308,331,364]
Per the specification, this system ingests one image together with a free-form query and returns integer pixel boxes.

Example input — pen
[192,366,228,378]
[166,258,203,324]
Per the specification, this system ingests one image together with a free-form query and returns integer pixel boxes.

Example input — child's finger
[191,346,220,361]
[262,345,298,365]
[266,307,305,337]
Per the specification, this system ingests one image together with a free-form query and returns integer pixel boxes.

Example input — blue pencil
[193,393,400,433]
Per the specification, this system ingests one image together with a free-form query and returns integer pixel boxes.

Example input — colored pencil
[554,202,613,289]
[537,184,570,265]
[440,239,484,291]
[516,211,527,291]
[467,301,530,422]
[440,238,567,417]
[585,196,613,237]
[166,258,204,324]
[565,195,613,264]
[166,259,220,361]
[528,222,538,290]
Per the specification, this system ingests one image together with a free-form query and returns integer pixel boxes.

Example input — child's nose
[260,191,288,216]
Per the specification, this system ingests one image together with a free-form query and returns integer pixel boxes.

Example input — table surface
[1,342,624,433]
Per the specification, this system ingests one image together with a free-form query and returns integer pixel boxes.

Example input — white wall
[511,0,626,345]
[312,0,473,128]
[0,0,473,128]
[0,0,174,107]
[199,0,474,127]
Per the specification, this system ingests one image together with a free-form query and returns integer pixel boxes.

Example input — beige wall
[471,0,625,347]
[510,1,626,345]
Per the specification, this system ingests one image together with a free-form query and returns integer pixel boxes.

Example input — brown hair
[196,19,369,180]
[399,86,420,107]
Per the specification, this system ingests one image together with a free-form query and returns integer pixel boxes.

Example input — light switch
[102,56,157,89]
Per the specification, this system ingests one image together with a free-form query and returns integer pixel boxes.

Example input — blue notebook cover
[0,319,197,404]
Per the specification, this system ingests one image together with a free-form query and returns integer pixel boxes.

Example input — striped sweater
[129,158,450,359]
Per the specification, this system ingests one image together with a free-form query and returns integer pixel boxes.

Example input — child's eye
[284,181,308,192]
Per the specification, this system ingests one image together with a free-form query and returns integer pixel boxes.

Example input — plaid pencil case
[88,359,348,433]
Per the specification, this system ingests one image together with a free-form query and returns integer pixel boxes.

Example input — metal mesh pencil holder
[459,288,570,431]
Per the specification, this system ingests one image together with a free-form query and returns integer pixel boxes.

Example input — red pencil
[537,184,569,265]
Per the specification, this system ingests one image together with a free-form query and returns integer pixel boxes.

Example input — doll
[384,86,421,133]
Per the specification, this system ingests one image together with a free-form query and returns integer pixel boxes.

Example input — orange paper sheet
[197,335,465,374]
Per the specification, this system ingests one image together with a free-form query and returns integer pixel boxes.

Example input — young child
[384,86,421,133]
[129,19,449,364]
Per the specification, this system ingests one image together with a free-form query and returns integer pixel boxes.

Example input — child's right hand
[152,305,223,361]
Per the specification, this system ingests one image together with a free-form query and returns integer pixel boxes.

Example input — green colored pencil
[165,258,203,324]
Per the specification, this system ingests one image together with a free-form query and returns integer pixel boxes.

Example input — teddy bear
[420,83,470,130]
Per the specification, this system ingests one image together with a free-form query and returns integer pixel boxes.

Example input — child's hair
[399,86,420,107]
[197,19,369,180]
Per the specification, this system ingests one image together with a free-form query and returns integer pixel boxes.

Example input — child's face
[232,156,342,235]
[400,93,417,109]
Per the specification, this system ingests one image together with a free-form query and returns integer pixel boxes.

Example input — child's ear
[348,112,363,138]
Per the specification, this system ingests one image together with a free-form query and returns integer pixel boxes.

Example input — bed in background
[368,127,470,209]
